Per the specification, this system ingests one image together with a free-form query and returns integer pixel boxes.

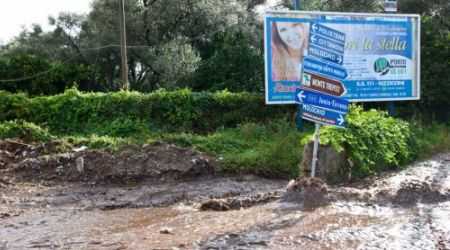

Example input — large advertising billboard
[264,11,421,104]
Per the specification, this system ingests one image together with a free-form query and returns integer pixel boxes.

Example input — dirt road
[1,142,449,249]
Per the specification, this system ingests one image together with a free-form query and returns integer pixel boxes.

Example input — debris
[282,177,329,207]
[160,227,174,234]
[199,192,281,211]
[73,146,88,152]
[1,140,216,184]
[200,199,231,211]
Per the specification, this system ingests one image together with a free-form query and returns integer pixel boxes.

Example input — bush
[321,106,414,178]
[0,88,292,135]
[0,120,53,142]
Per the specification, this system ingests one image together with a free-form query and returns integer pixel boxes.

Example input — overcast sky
[0,0,283,45]
[0,0,93,44]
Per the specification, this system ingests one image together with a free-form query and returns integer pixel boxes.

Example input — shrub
[0,120,53,142]
[321,106,414,178]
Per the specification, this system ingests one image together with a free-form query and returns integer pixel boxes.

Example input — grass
[411,122,450,159]
[161,121,313,177]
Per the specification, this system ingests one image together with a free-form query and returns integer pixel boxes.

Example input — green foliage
[410,122,450,158]
[0,120,53,142]
[321,106,414,178]
[189,29,264,92]
[416,16,450,121]
[0,0,260,93]
[0,89,292,135]
[0,54,93,95]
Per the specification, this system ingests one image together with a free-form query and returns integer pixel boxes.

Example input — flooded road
[1,153,449,249]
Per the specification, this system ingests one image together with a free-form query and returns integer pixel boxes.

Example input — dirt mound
[390,180,448,205]
[282,177,329,208]
[1,140,216,184]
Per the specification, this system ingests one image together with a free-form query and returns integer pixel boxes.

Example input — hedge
[0,88,293,136]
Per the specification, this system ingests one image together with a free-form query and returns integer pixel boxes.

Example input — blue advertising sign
[303,56,348,80]
[295,88,349,114]
[308,44,344,65]
[301,103,347,128]
[310,34,345,54]
[264,12,421,104]
[310,22,346,44]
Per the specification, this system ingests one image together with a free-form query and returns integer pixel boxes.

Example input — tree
[188,28,264,92]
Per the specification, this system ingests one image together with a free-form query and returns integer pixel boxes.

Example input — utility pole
[119,0,129,91]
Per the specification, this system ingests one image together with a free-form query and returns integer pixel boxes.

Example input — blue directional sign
[303,56,348,80]
[310,23,346,44]
[295,88,349,114]
[308,44,344,65]
[295,87,348,128]
[301,103,347,128]
[310,34,345,54]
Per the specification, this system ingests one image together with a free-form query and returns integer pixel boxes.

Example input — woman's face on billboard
[276,22,306,50]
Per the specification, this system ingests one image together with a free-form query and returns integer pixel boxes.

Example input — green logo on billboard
[374,58,390,76]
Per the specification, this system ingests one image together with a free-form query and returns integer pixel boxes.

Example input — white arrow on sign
[337,114,345,126]
[312,23,319,32]
[311,35,318,43]
[297,91,306,103]
[337,56,343,64]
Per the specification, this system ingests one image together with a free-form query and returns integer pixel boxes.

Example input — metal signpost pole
[311,123,321,177]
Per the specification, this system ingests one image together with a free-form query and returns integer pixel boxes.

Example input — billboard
[264,11,421,104]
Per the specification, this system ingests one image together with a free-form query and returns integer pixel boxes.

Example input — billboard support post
[385,0,398,117]
[293,0,304,131]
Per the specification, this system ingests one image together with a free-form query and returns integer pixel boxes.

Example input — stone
[301,141,350,183]
[160,227,174,234]
[76,157,85,173]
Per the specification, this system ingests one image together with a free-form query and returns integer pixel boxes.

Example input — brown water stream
[1,153,449,250]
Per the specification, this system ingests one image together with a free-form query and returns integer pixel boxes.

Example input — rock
[200,199,231,211]
[282,177,329,208]
[160,227,174,234]
[56,166,64,175]
[76,157,84,173]
[0,213,11,219]
[73,146,88,152]
[301,141,350,183]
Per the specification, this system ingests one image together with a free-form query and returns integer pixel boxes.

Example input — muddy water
[1,154,450,250]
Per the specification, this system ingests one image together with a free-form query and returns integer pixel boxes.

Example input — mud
[0,140,216,184]
[1,141,449,250]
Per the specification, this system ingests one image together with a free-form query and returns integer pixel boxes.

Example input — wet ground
[1,151,450,249]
